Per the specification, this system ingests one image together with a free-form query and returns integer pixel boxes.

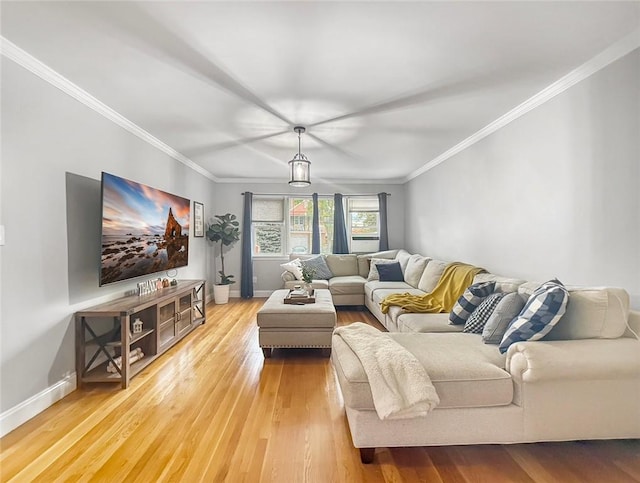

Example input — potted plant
[206,213,240,304]
[301,265,316,294]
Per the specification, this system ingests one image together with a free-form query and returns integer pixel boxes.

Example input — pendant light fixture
[288,126,311,187]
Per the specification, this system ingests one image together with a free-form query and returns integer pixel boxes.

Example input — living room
[1,1,639,480]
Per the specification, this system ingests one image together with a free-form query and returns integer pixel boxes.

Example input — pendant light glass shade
[289,154,310,187]
[289,126,311,187]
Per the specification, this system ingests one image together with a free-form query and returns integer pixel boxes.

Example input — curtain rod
[241,192,390,197]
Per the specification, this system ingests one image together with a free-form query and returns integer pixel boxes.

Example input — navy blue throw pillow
[377,261,404,282]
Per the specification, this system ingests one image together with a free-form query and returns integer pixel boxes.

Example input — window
[252,198,285,256]
[252,196,335,256]
[347,197,380,253]
[288,198,313,254]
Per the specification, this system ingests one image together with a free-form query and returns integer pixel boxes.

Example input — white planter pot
[213,284,230,304]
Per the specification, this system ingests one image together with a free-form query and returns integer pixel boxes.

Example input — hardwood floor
[1,298,639,482]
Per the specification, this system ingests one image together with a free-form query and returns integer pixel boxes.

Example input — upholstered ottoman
[257,289,336,357]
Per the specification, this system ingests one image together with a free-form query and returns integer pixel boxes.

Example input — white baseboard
[0,373,77,437]
[228,289,273,298]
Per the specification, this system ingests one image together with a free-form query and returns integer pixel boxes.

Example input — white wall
[212,181,405,294]
[405,49,640,308]
[0,59,217,429]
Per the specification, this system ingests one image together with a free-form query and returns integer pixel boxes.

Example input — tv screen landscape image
[100,172,190,286]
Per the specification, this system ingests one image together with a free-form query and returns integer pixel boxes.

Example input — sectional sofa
[281,252,378,306]
[281,250,640,463]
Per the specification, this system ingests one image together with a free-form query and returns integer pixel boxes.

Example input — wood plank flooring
[1,298,639,482]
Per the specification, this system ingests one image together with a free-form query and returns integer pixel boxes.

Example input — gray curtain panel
[333,193,349,254]
[240,192,254,298]
[378,192,389,251]
[312,192,320,254]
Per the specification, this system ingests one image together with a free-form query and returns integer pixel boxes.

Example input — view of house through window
[288,198,334,254]
[252,195,378,256]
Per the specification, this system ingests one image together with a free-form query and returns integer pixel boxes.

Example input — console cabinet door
[176,292,193,336]
[158,299,177,350]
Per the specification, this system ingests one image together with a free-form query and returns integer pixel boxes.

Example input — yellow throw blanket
[380,262,484,314]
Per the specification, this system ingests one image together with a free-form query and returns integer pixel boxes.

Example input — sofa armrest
[626,310,640,338]
[506,339,640,383]
[281,271,297,283]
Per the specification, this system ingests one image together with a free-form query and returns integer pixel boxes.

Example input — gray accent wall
[404,49,640,309]
[1,59,217,414]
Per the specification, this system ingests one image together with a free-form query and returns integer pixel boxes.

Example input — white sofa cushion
[418,259,448,293]
[332,332,512,410]
[357,255,371,278]
[395,249,412,274]
[404,254,431,288]
[519,285,630,340]
[364,280,415,301]
[546,287,630,340]
[397,313,463,333]
[329,275,367,295]
[325,254,358,277]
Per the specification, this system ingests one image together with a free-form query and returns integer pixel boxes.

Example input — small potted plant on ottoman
[301,265,316,295]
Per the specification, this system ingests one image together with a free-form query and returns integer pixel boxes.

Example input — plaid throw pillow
[499,279,569,354]
[463,292,507,334]
[449,281,496,325]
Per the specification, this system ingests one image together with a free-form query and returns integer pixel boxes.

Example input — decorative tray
[284,289,316,304]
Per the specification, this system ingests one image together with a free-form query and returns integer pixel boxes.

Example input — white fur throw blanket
[334,322,439,420]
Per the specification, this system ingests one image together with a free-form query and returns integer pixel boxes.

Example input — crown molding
[216,177,405,185]
[1,36,219,183]
[405,28,640,183]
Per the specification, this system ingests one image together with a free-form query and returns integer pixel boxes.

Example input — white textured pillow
[367,258,398,281]
[404,254,430,288]
[280,258,303,280]
[418,259,448,293]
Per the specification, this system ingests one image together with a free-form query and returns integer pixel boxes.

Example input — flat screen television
[100,172,190,286]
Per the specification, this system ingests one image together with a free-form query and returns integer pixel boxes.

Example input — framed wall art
[194,201,204,237]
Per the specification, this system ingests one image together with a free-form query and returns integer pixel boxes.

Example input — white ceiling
[2,1,639,183]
